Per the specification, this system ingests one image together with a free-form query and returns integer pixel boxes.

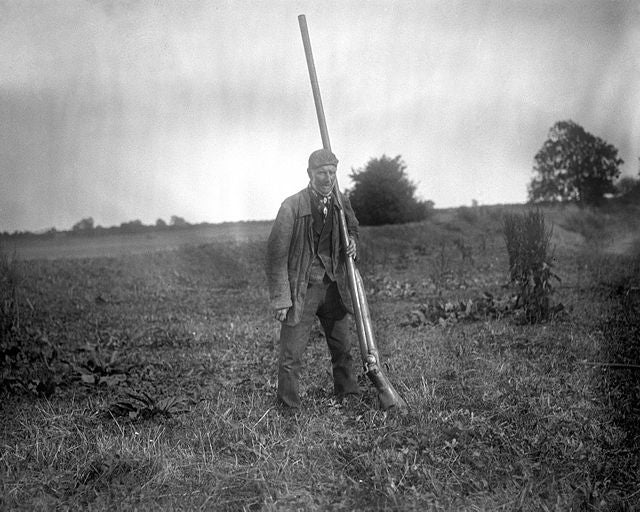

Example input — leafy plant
[503,209,562,323]
[368,275,416,298]
[73,344,133,386]
[108,390,189,419]
[406,292,517,327]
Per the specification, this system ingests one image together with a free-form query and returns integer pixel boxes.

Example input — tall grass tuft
[1,245,20,345]
[1,245,60,395]
[0,245,26,393]
[503,209,560,323]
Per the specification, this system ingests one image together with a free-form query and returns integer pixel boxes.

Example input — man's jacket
[265,187,359,326]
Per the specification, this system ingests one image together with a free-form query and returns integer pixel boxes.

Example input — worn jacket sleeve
[265,201,294,311]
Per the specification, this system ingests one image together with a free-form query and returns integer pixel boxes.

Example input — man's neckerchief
[308,184,333,220]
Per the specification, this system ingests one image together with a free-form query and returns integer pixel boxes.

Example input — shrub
[503,209,561,323]
[615,175,640,197]
[348,155,433,225]
[72,217,95,232]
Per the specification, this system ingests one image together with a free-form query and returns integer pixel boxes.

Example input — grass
[1,204,639,511]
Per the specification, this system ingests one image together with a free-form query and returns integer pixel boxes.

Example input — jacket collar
[297,187,312,218]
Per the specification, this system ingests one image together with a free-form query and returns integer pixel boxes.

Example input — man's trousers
[277,279,360,408]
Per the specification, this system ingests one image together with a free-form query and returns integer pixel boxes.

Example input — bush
[72,217,95,232]
[617,176,640,205]
[615,176,640,197]
[503,209,561,323]
[347,155,433,225]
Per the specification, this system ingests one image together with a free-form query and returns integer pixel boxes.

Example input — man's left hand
[346,236,357,260]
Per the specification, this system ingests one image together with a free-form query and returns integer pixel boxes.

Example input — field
[1,203,639,511]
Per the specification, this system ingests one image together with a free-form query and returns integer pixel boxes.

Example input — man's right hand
[274,308,289,322]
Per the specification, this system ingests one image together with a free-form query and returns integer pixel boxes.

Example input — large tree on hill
[347,155,432,225]
[528,120,623,206]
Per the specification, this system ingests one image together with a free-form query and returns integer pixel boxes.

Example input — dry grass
[1,204,639,511]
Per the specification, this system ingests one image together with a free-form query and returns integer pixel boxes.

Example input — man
[265,148,361,408]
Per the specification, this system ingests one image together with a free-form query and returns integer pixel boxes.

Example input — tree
[347,155,432,225]
[528,120,623,206]
[170,215,188,227]
[119,219,144,233]
[72,217,94,232]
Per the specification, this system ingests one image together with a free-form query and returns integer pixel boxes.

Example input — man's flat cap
[308,149,338,169]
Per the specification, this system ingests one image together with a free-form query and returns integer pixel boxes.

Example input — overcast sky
[1,0,638,232]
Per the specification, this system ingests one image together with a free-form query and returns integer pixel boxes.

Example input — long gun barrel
[298,15,407,410]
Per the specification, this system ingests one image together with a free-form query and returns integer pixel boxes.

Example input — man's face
[308,164,337,196]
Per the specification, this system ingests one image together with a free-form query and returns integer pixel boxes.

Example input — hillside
[5,202,639,262]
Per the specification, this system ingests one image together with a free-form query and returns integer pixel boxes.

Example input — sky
[1,0,639,233]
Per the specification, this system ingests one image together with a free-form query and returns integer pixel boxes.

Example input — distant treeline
[0,216,271,240]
